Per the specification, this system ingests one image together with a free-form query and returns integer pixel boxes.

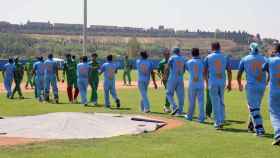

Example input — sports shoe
[116,99,121,108]
[93,101,98,106]
[272,137,280,146]
[255,131,265,137]
[215,125,223,130]
[164,107,171,113]
[171,108,179,116]
[184,114,192,121]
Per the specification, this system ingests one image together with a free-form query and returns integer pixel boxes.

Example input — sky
[0,0,279,39]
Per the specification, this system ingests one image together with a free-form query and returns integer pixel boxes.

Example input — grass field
[0,84,279,157]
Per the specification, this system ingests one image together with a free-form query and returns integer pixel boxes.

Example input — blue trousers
[187,86,205,122]
[4,78,13,97]
[138,80,150,112]
[166,79,185,113]
[78,78,88,104]
[246,86,265,133]
[35,76,44,99]
[44,75,58,99]
[269,92,280,139]
[209,85,225,127]
[104,80,119,107]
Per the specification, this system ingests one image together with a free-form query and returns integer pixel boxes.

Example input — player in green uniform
[89,53,100,105]
[157,49,171,113]
[62,54,79,103]
[11,57,24,99]
[24,58,34,89]
[123,55,132,86]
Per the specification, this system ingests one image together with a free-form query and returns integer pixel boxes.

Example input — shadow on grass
[110,107,131,111]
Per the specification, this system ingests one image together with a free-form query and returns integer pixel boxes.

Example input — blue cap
[250,42,259,52]
[172,47,181,54]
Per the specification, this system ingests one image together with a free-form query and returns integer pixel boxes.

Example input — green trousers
[123,70,131,85]
[12,79,23,98]
[90,78,99,103]
[206,88,212,117]
[163,81,170,108]
[26,73,34,88]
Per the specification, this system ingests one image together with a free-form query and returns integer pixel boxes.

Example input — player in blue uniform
[205,42,232,129]
[263,44,280,145]
[44,54,60,103]
[136,51,158,113]
[184,48,206,123]
[100,55,121,108]
[237,42,267,136]
[2,58,15,98]
[166,48,186,116]
[77,56,91,106]
[33,56,45,102]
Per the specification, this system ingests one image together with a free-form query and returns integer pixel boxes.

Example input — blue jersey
[100,62,117,81]
[3,63,16,80]
[168,54,186,80]
[263,53,280,94]
[186,57,204,89]
[239,52,267,89]
[136,59,153,82]
[77,63,91,79]
[33,61,45,77]
[205,51,230,86]
[44,59,58,76]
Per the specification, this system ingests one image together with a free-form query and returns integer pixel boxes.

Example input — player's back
[44,59,57,76]
[77,63,90,79]
[186,58,204,88]
[101,62,117,81]
[168,54,185,80]
[34,61,45,76]
[136,59,153,82]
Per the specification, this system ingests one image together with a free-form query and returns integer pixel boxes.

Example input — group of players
[2,42,280,145]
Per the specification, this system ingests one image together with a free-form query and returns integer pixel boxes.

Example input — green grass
[0,87,279,158]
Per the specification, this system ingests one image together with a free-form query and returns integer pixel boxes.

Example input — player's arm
[151,70,158,89]
[262,62,270,85]
[237,59,245,92]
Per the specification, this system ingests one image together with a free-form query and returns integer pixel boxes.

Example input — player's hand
[154,83,158,90]
[227,84,232,92]
[238,84,243,92]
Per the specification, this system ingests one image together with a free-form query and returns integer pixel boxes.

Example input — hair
[82,56,88,63]
[65,54,71,59]
[275,44,280,53]
[211,42,221,51]
[91,53,98,58]
[39,56,44,61]
[14,57,19,63]
[107,54,113,61]
[8,58,13,63]
[72,55,76,60]
[140,51,148,59]
[173,48,180,54]
[48,54,53,59]
[191,48,200,57]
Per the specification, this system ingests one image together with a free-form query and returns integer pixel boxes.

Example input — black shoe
[215,125,224,130]
[84,104,88,107]
[272,137,280,146]
[247,121,255,133]
[116,99,121,108]
[171,108,179,116]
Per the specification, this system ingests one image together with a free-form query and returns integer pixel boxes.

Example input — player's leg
[67,80,73,102]
[92,78,99,105]
[198,88,205,123]
[269,93,280,145]
[186,87,196,121]
[110,80,120,108]
[44,77,51,101]
[138,81,150,112]
[176,80,185,114]
[206,88,212,118]
[123,71,127,85]
[163,81,171,112]
[104,81,111,107]
[218,85,225,124]
[4,78,12,98]
[51,76,59,103]
[127,70,132,85]
[209,86,222,128]
[166,80,177,113]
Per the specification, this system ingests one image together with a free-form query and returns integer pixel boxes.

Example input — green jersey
[158,59,169,77]
[90,60,100,81]
[25,61,33,72]
[63,59,77,81]
[124,58,132,72]
[14,63,24,80]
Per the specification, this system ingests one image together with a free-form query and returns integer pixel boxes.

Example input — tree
[127,37,140,58]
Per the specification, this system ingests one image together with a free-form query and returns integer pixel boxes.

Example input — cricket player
[63,54,79,103]
[166,48,186,116]
[184,48,206,123]
[157,49,171,113]
[100,55,121,108]
[77,56,91,106]
[2,58,15,98]
[263,44,280,145]
[11,57,24,99]
[204,42,232,129]
[89,53,100,106]
[205,51,212,118]
[123,55,132,86]
[136,51,158,113]
[237,42,267,136]
[25,58,34,89]
[33,56,45,102]
[44,54,60,103]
